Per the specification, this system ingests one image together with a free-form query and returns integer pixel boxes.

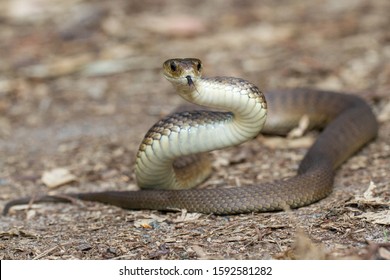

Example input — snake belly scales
[3,58,378,215]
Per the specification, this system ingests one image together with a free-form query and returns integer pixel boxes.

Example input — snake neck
[176,77,268,142]
[135,76,267,190]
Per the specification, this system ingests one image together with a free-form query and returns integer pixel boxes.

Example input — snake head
[163,58,202,95]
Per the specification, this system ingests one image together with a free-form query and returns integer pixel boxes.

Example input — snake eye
[170,61,177,72]
[197,62,202,71]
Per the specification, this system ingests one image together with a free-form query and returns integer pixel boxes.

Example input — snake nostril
[197,62,202,71]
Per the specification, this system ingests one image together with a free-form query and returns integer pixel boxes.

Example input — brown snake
[3,58,378,215]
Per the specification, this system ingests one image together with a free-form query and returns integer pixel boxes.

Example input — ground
[0,0,389,260]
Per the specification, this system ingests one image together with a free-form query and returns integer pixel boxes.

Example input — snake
[3,58,378,215]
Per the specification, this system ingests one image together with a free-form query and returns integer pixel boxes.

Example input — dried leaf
[133,219,154,229]
[260,135,314,149]
[174,209,202,222]
[378,101,390,122]
[287,115,310,138]
[349,181,390,225]
[0,228,39,239]
[352,181,389,206]
[358,210,390,225]
[290,231,329,260]
[378,247,390,260]
[41,168,77,189]
[133,215,166,229]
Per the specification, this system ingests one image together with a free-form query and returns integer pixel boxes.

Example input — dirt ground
[0,0,389,260]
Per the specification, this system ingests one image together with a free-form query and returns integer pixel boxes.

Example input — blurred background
[1,0,388,135]
[0,0,389,260]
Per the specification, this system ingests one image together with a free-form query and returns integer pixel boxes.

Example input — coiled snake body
[3,58,378,215]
